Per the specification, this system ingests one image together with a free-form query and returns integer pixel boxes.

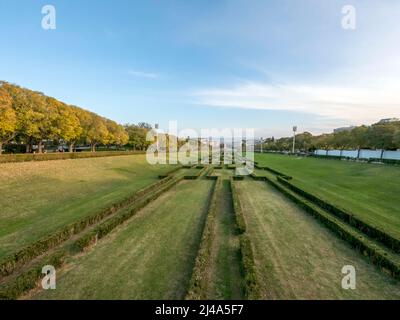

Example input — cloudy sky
[1,0,399,137]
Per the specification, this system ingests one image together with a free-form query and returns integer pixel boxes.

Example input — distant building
[333,126,356,133]
[376,118,400,124]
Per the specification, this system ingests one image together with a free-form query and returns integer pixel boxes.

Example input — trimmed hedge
[230,178,261,299]
[259,175,400,280]
[74,176,184,252]
[0,250,67,300]
[369,158,400,165]
[230,179,246,234]
[184,166,209,180]
[186,178,220,299]
[254,163,292,180]
[276,176,400,253]
[233,176,244,180]
[157,165,182,179]
[0,174,175,278]
[239,234,260,299]
[0,151,146,163]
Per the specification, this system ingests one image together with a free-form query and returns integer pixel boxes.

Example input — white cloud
[128,70,160,79]
[193,80,400,125]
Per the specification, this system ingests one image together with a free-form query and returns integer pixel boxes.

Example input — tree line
[0,81,154,154]
[260,121,400,152]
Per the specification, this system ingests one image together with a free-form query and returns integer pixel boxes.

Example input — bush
[184,166,208,180]
[233,176,244,180]
[0,151,146,163]
[0,250,67,300]
[186,178,220,299]
[239,234,260,299]
[230,179,246,234]
[276,176,400,253]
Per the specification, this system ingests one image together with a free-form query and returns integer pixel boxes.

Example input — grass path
[236,180,400,300]
[29,180,213,300]
[0,155,174,260]
[207,179,245,299]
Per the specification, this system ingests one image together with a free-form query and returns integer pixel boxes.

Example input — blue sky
[1,0,400,137]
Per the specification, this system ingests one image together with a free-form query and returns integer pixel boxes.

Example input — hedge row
[276,176,400,253]
[230,179,261,298]
[0,174,175,278]
[0,250,67,300]
[233,176,244,180]
[231,179,246,234]
[185,178,220,299]
[0,151,146,163]
[74,176,183,252]
[369,158,400,165]
[258,175,400,280]
[205,167,218,180]
[239,234,260,299]
[253,163,292,180]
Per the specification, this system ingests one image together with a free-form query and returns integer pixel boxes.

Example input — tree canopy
[0,81,128,153]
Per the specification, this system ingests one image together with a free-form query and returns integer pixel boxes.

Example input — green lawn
[32,180,213,299]
[0,154,174,260]
[255,153,400,240]
[236,180,400,299]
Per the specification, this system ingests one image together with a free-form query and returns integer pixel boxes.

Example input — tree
[56,105,82,152]
[85,115,109,152]
[0,85,17,153]
[124,124,151,150]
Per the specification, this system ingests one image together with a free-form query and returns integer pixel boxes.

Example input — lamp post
[260,137,263,154]
[292,126,297,154]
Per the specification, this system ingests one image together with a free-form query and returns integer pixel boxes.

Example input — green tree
[0,85,17,153]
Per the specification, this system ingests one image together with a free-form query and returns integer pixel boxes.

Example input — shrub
[184,166,208,180]
[0,250,67,300]
[230,179,246,234]
[239,234,260,299]
[186,178,220,299]
[0,151,146,164]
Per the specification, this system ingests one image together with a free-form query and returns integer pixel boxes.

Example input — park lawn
[0,154,175,261]
[255,153,400,240]
[236,180,400,299]
[32,180,213,300]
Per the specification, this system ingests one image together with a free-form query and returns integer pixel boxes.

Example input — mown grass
[0,155,175,261]
[255,153,400,240]
[236,180,400,299]
[31,180,213,300]
[208,178,244,299]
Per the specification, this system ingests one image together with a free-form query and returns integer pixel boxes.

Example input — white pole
[292,126,297,154]
[260,137,263,154]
